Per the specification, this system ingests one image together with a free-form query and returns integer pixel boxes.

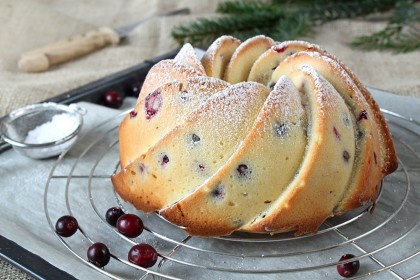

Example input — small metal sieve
[0,103,85,159]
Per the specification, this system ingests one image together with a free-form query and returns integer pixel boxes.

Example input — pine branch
[308,0,398,22]
[391,0,420,23]
[351,23,420,52]
[351,1,420,52]
[217,0,399,21]
[270,13,313,41]
[172,10,287,47]
[216,1,272,14]
[171,0,420,52]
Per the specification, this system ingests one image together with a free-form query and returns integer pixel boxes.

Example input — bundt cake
[112,35,398,237]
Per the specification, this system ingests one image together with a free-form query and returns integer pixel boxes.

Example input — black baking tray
[0,49,178,279]
[0,49,179,155]
[44,49,179,105]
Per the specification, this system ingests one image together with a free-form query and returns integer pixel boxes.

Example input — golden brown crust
[335,69,398,175]
[113,36,398,237]
[244,68,356,235]
[297,43,398,176]
[115,82,269,214]
[119,77,229,167]
[162,202,238,237]
[269,51,385,216]
[201,35,241,79]
[266,41,397,176]
[111,164,162,212]
[224,35,275,84]
[161,78,306,237]
[318,56,398,208]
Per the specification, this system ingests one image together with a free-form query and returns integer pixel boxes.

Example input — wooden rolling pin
[17,8,190,73]
[18,27,119,73]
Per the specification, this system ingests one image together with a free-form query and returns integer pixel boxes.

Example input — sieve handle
[0,137,12,154]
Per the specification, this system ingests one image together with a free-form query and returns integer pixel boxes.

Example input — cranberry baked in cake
[112,35,398,237]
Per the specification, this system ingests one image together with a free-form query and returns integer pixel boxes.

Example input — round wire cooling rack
[44,109,420,280]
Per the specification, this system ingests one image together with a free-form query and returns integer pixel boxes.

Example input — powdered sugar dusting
[174,43,195,62]
[274,76,303,119]
[201,36,241,77]
[202,35,240,63]
[186,82,269,141]
[148,77,229,130]
[301,51,362,98]
[174,43,205,74]
[254,75,307,137]
[274,40,314,51]
[137,60,204,104]
[298,64,342,114]
[116,35,394,236]
[264,76,298,119]
[183,76,229,96]
[163,76,230,124]
[229,35,274,63]
[274,76,297,96]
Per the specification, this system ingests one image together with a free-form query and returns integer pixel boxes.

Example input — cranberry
[117,214,144,238]
[274,46,287,53]
[138,163,146,174]
[358,110,368,121]
[55,215,78,237]
[145,90,162,120]
[343,151,350,162]
[198,163,205,171]
[129,110,137,118]
[337,254,360,278]
[160,154,169,166]
[104,91,123,108]
[128,244,158,268]
[191,133,200,144]
[342,113,350,126]
[131,82,142,96]
[105,207,124,227]
[333,126,341,140]
[237,164,251,178]
[87,242,111,268]
[211,184,225,200]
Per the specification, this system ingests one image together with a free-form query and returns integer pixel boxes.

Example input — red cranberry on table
[105,207,125,227]
[116,214,144,238]
[128,243,158,268]
[131,82,143,96]
[55,215,78,237]
[337,254,360,278]
[87,242,111,268]
[103,91,123,108]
